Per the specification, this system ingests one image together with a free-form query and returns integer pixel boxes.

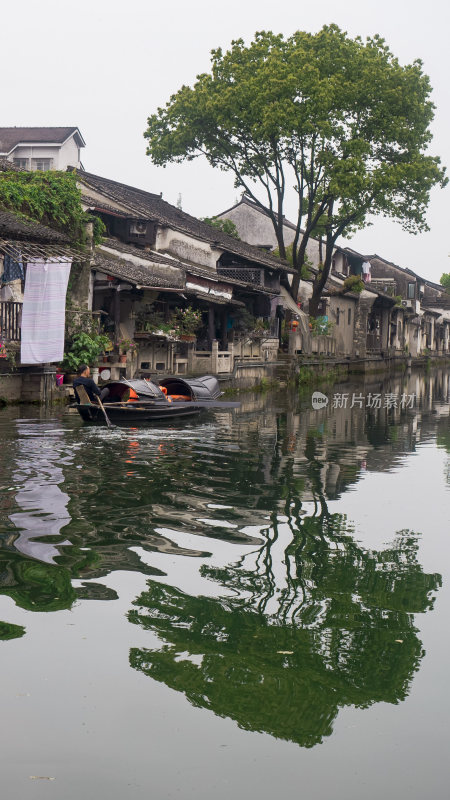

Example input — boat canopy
[159,375,221,400]
[102,375,221,402]
[103,379,166,402]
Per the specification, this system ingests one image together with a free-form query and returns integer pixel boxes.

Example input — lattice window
[217,267,263,285]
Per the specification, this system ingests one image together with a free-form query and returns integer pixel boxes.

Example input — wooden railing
[0,301,22,341]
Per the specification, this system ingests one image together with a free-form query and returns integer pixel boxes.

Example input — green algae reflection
[129,511,441,748]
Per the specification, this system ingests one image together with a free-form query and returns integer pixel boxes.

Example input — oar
[97,396,115,428]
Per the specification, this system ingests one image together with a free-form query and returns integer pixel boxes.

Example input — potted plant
[118,337,138,362]
[250,317,271,339]
[173,306,202,340]
[62,332,111,378]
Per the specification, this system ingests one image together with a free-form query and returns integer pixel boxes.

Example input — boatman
[73,364,109,404]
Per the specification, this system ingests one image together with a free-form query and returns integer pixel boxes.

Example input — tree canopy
[439,273,450,293]
[200,215,240,239]
[144,25,447,311]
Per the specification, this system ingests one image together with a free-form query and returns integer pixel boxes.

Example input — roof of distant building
[217,193,300,233]
[422,295,450,311]
[77,170,292,273]
[0,127,85,154]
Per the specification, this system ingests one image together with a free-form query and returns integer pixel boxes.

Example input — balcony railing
[0,301,22,341]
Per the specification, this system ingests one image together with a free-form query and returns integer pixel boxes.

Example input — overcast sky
[1,0,449,281]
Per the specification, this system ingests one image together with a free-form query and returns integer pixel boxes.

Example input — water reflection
[0,619,25,640]
[129,518,440,747]
[0,369,448,745]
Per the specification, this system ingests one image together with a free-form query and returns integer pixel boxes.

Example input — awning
[0,238,84,262]
[279,286,311,351]
[188,291,245,307]
[279,286,303,316]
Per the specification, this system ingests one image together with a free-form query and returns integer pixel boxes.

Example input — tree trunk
[290,235,310,300]
[309,228,335,317]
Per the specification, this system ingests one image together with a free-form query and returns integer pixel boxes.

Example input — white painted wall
[217,201,322,268]
[155,227,220,270]
[8,134,81,170]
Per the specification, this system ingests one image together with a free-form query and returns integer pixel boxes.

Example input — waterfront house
[75,170,292,378]
[0,201,78,401]
[216,195,450,360]
[216,198,397,359]
[367,255,450,356]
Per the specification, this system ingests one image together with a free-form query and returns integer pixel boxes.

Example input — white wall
[218,202,322,268]
[155,227,220,270]
[8,135,81,170]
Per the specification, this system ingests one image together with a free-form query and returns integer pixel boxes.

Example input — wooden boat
[74,375,240,425]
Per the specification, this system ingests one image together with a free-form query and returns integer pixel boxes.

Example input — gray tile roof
[101,238,279,294]
[76,170,292,273]
[0,127,85,153]
[101,237,185,268]
[93,248,185,289]
[0,209,69,243]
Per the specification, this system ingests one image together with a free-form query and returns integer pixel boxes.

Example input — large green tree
[144,25,447,314]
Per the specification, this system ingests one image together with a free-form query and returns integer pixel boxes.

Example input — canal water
[0,369,449,799]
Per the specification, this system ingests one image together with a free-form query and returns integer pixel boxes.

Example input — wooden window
[407,282,415,299]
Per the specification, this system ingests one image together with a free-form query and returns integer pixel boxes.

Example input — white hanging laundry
[20,259,71,365]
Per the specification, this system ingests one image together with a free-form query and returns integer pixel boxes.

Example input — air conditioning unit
[401,300,409,307]
[129,221,147,235]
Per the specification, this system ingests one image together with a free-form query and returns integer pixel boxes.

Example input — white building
[0,127,85,171]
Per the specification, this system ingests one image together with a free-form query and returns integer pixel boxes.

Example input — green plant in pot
[173,306,202,339]
[62,332,111,372]
[118,337,138,355]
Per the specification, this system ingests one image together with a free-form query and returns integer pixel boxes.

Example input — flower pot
[119,354,127,363]
[180,334,196,342]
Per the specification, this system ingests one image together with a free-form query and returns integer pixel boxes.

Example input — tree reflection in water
[129,427,441,748]
[0,619,25,640]
[129,513,440,747]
